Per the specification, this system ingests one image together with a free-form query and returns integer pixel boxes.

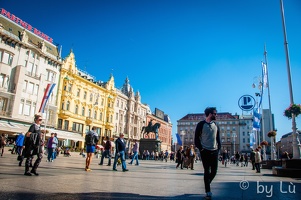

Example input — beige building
[177,112,240,155]
[56,51,116,148]
[0,8,61,136]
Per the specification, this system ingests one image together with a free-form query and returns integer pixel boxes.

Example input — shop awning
[0,120,30,134]
[46,129,85,142]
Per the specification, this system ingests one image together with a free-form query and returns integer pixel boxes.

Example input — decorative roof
[179,112,238,121]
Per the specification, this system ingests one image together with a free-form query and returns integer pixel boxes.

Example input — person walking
[113,133,128,172]
[99,136,112,166]
[0,133,7,157]
[176,146,184,169]
[186,144,196,170]
[85,127,99,172]
[129,139,139,166]
[255,148,262,173]
[47,133,58,162]
[250,148,256,170]
[15,132,25,166]
[222,149,229,167]
[23,114,44,176]
[194,107,221,200]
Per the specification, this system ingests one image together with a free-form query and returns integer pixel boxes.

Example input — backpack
[85,133,94,146]
[85,132,99,146]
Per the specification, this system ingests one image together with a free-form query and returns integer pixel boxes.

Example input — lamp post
[232,132,237,155]
[280,0,301,159]
[180,130,186,147]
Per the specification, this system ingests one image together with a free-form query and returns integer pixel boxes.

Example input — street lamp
[232,132,237,155]
[180,130,186,147]
[280,0,301,159]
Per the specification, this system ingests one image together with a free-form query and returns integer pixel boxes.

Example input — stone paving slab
[0,148,300,200]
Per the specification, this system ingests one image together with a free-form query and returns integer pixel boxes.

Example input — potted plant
[260,141,268,146]
[284,104,301,119]
[267,130,277,138]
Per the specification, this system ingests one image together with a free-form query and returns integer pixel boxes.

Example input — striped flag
[38,83,56,113]
[252,109,262,130]
[176,133,182,146]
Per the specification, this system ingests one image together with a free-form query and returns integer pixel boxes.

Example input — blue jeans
[129,151,139,165]
[47,148,53,161]
[113,151,126,170]
[100,150,111,165]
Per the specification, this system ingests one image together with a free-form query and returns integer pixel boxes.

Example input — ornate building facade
[57,51,116,148]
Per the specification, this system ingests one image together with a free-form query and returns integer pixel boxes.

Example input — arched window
[66,101,70,111]
[82,107,85,116]
[75,105,78,114]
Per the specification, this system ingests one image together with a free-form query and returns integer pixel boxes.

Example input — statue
[141,121,161,140]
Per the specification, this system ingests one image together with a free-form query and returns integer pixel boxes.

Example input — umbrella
[96,145,104,149]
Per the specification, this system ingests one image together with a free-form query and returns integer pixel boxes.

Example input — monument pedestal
[272,159,301,178]
[139,139,161,156]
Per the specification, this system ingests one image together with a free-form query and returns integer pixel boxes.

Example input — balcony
[59,110,72,119]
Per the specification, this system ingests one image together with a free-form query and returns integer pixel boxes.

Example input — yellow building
[56,50,116,149]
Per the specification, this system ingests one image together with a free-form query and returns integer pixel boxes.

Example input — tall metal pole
[263,45,276,160]
[280,0,300,159]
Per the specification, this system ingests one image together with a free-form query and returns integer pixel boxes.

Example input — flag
[262,62,268,88]
[252,109,262,130]
[39,83,56,113]
[176,133,182,146]
[249,131,256,149]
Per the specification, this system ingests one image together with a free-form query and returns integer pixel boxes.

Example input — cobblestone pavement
[0,148,300,200]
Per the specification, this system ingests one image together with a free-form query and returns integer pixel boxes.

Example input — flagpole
[280,0,300,159]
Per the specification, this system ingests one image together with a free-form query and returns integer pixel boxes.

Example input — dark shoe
[30,170,39,176]
[135,164,139,166]
[128,162,132,165]
[107,164,111,166]
[24,172,32,176]
[113,168,117,171]
[19,162,22,167]
[191,168,194,170]
[123,169,129,172]
[99,163,103,165]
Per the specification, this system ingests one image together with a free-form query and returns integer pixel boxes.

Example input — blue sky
[2,0,301,141]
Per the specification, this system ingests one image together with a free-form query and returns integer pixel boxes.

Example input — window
[68,84,72,92]
[0,97,8,113]
[18,99,24,114]
[27,62,34,74]
[31,102,36,116]
[77,89,80,97]
[88,109,91,117]
[90,93,93,102]
[47,70,56,82]
[0,74,5,88]
[99,112,103,121]
[61,102,64,110]
[84,92,87,99]
[94,111,97,119]
[2,52,13,66]
[27,82,34,94]
[57,119,63,129]
[33,84,39,95]
[66,101,70,111]
[82,107,85,116]
[64,120,69,130]
[116,113,118,120]
[24,100,31,116]
[75,105,78,114]
[31,51,35,58]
